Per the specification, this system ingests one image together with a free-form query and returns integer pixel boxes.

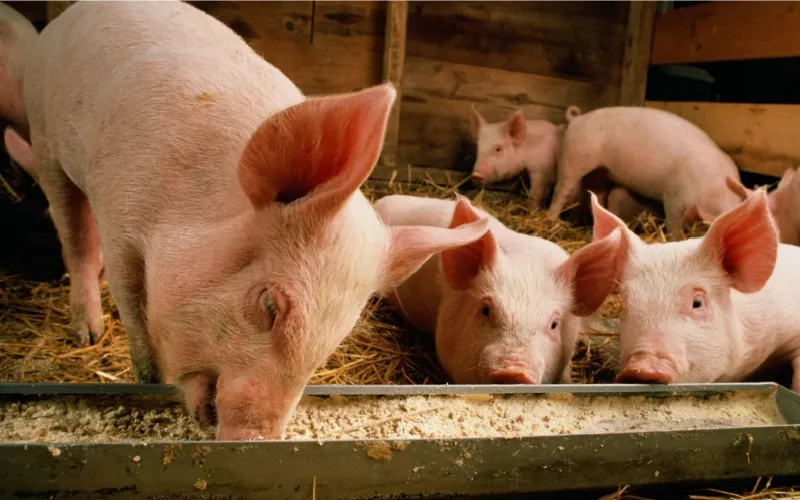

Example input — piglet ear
[506,110,527,144]
[590,191,633,242]
[469,104,486,140]
[440,195,498,290]
[698,188,778,293]
[381,197,491,288]
[556,228,625,317]
[237,83,396,213]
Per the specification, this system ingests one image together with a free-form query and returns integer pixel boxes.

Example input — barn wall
[8,1,630,174]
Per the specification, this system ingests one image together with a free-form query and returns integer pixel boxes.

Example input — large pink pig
[0,3,37,134]
[373,193,625,384]
[688,170,800,246]
[546,106,744,240]
[588,189,800,392]
[13,2,491,441]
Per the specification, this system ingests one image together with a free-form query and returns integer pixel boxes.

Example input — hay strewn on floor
[0,178,687,385]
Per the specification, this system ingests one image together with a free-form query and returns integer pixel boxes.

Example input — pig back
[23,1,304,232]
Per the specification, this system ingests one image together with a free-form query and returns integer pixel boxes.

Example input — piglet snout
[616,353,677,384]
[470,172,486,183]
[487,368,537,384]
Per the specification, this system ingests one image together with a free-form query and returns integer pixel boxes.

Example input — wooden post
[619,1,657,107]
[46,1,74,22]
[380,0,408,169]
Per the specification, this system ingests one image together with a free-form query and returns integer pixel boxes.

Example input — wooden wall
[8,1,632,182]
[645,1,800,179]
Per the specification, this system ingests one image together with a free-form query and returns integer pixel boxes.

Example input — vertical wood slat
[618,1,657,107]
[380,0,408,169]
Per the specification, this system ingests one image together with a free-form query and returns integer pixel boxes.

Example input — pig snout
[616,353,678,384]
[470,162,492,183]
[487,368,537,384]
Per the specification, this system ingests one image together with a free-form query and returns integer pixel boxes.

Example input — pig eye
[263,295,278,324]
[550,319,559,330]
[480,304,491,318]
[494,145,503,153]
[692,296,704,309]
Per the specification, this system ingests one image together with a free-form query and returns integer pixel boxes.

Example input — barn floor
[1,178,799,499]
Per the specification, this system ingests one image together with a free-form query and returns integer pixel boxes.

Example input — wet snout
[488,368,537,384]
[616,353,678,384]
[484,355,540,385]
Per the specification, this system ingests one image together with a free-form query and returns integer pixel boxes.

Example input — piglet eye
[494,145,502,153]
[692,297,704,309]
[550,319,559,330]
[480,304,491,318]
[264,295,278,326]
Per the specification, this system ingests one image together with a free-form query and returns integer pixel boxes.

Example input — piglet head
[469,107,526,184]
[168,83,491,441]
[434,197,624,385]
[592,190,779,385]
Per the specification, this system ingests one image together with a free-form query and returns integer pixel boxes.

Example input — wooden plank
[396,57,619,168]
[46,1,73,22]
[650,1,800,65]
[380,0,408,169]
[312,1,386,52]
[618,1,657,107]
[406,1,628,83]
[190,1,312,45]
[645,101,800,178]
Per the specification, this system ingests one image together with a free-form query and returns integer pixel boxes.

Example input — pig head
[589,189,779,385]
[469,106,560,208]
[145,85,492,440]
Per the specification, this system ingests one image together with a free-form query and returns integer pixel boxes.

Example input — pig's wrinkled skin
[469,106,562,209]
[546,106,744,240]
[589,189,800,393]
[373,193,625,385]
[17,2,491,441]
[690,170,800,247]
[0,2,37,134]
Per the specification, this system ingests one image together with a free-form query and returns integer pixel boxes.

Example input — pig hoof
[72,323,95,347]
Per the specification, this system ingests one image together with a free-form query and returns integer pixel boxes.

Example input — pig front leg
[663,199,688,242]
[546,173,584,221]
[35,160,105,346]
[526,165,554,210]
[103,248,162,383]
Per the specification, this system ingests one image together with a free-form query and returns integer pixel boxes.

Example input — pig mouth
[616,352,679,385]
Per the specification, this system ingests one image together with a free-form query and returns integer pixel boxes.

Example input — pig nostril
[488,369,537,385]
[615,368,672,385]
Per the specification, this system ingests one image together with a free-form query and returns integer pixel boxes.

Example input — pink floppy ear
[380,206,491,288]
[469,104,487,140]
[506,110,527,145]
[698,188,778,293]
[590,191,630,241]
[237,83,396,214]
[555,229,626,316]
[440,195,498,290]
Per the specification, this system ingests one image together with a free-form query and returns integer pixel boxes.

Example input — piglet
[0,3,37,134]
[589,188,800,393]
[373,193,624,384]
[469,106,564,209]
[546,106,744,240]
[688,170,800,246]
[16,1,491,441]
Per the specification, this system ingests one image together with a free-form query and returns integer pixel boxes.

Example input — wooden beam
[619,1,657,107]
[651,1,800,65]
[645,101,800,178]
[46,1,74,22]
[379,0,408,169]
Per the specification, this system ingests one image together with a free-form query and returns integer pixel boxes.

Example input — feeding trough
[1,382,800,499]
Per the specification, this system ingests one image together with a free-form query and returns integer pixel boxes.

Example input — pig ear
[469,105,487,140]
[506,110,527,144]
[380,213,491,288]
[440,195,498,290]
[698,189,778,293]
[237,83,396,212]
[777,168,796,190]
[589,191,636,242]
[556,229,625,317]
